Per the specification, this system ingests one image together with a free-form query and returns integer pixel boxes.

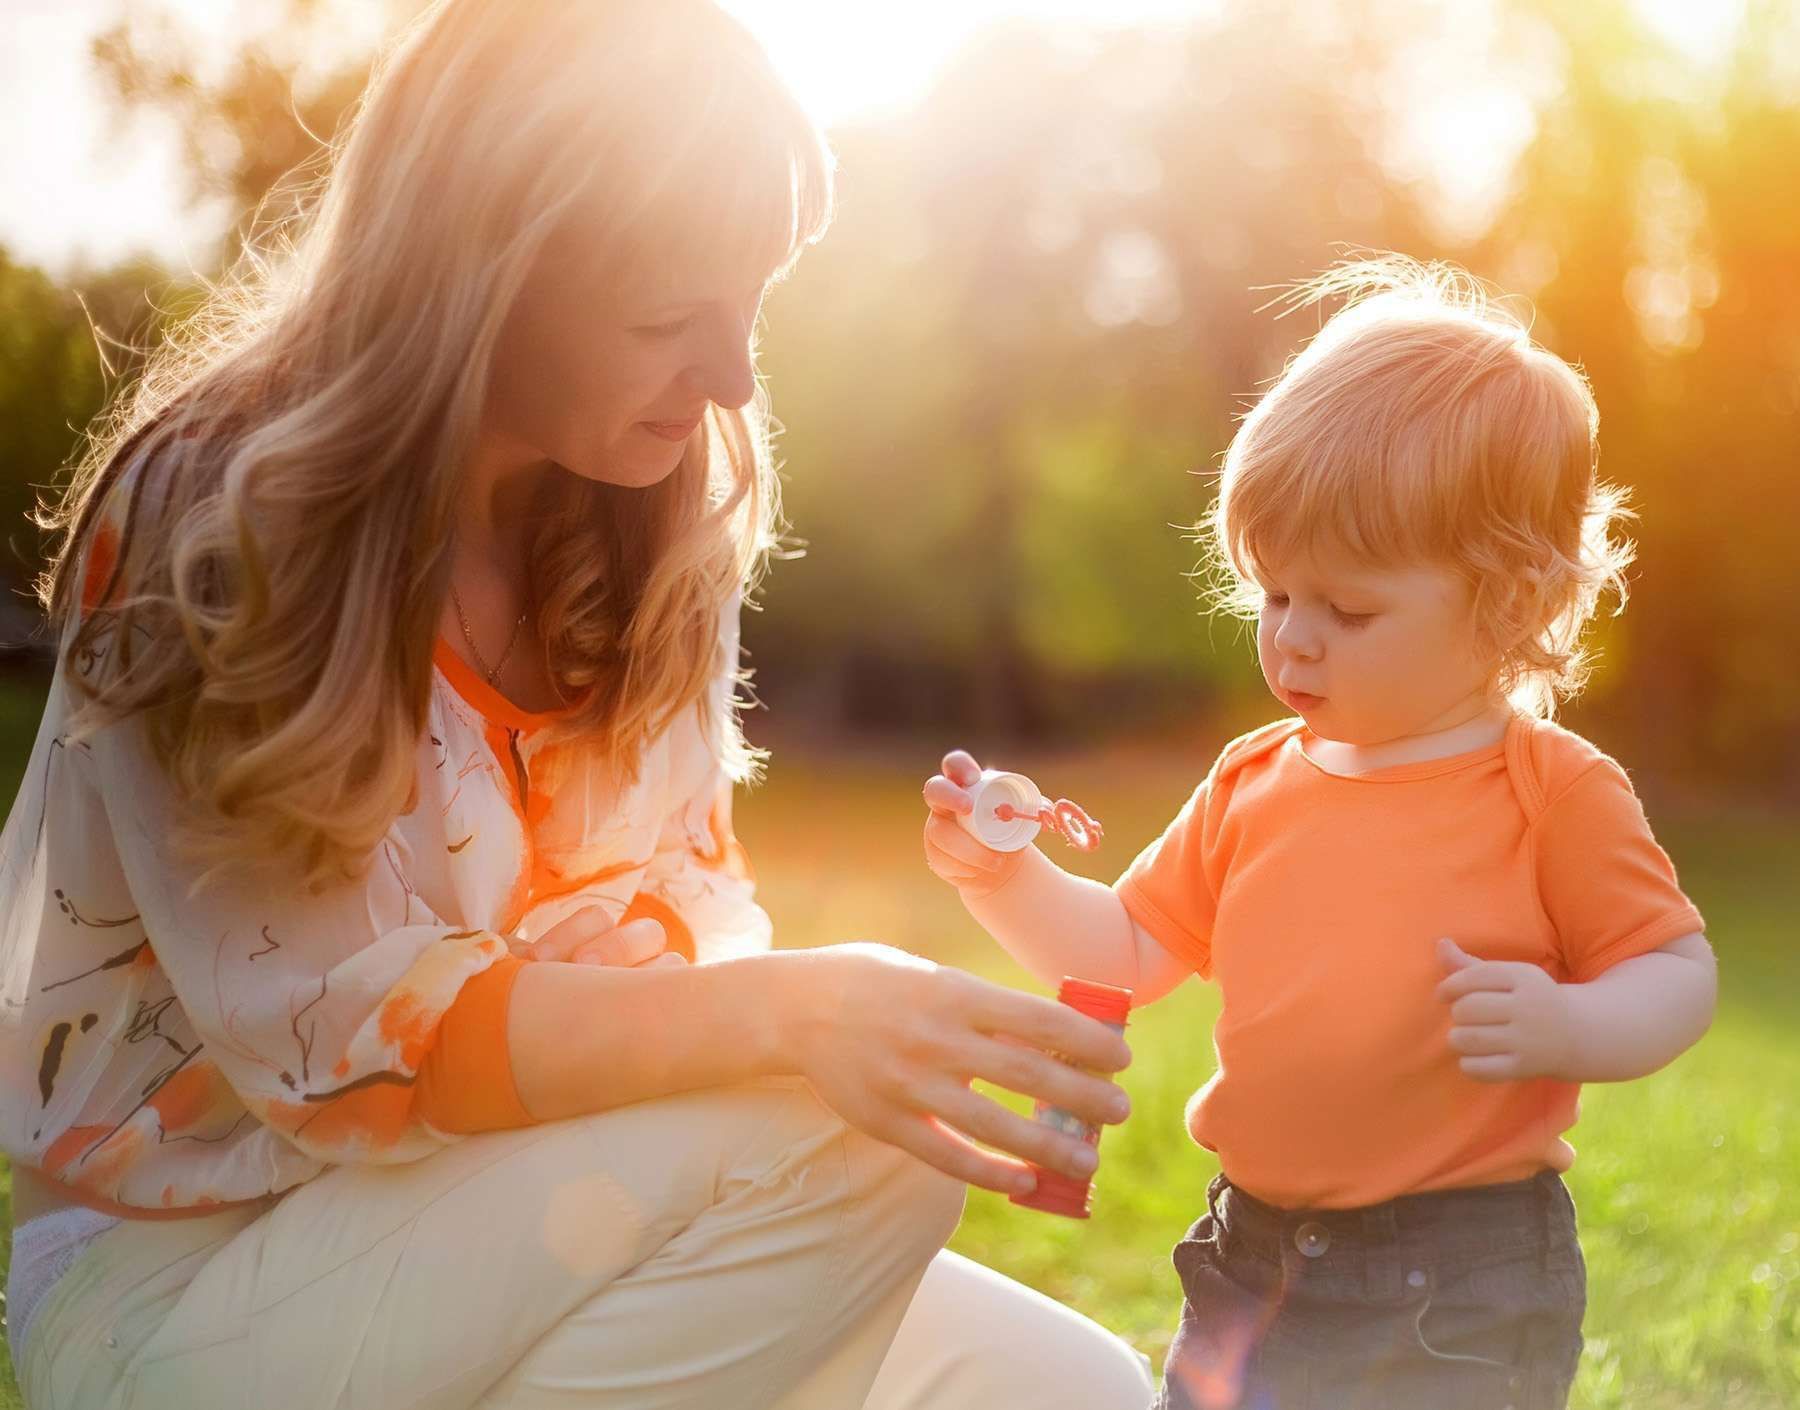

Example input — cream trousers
[19,1078,1152,1409]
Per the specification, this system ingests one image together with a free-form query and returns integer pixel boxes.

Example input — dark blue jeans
[1157,1170,1586,1410]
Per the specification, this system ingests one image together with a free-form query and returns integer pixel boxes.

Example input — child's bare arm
[956,846,1192,1002]
[923,752,1192,1002]
[1435,932,1717,1083]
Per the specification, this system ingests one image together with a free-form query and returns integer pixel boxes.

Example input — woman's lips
[642,417,702,442]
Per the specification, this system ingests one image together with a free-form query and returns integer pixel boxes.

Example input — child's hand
[922,749,1028,899]
[1434,938,1576,1081]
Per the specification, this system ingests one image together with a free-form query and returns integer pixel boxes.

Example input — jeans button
[1293,1221,1331,1258]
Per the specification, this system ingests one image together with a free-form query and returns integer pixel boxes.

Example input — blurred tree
[12,0,1793,790]
[90,0,424,260]
[1474,0,1800,789]
[0,248,185,613]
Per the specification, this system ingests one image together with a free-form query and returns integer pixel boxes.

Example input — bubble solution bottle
[1010,976,1133,1219]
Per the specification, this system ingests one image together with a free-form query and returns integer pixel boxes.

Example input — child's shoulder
[1209,717,1307,785]
[1506,713,1633,817]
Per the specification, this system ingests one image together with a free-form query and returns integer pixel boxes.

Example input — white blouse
[0,552,770,1211]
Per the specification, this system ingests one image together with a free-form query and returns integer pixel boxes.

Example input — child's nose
[1274,615,1323,661]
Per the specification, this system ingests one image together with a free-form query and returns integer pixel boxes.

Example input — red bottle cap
[1057,977,1132,1026]
[1010,1168,1093,1219]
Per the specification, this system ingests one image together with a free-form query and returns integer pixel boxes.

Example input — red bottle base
[1010,1168,1093,1219]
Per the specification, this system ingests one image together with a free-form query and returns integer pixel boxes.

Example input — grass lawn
[0,693,1792,1408]
[738,737,1799,1410]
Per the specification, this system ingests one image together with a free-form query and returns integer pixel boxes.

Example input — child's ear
[1467,571,1537,671]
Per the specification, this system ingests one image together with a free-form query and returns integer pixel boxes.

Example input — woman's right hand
[922,749,1026,899]
[779,941,1132,1195]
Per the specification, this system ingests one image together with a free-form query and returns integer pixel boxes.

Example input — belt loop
[1543,1170,1577,1277]
[1537,1171,1561,1277]
[1363,1199,1402,1302]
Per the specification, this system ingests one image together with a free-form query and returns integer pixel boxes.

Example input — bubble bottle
[1010,976,1133,1218]
[952,769,1127,1217]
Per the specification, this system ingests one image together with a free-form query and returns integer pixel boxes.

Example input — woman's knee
[837,1116,967,1257]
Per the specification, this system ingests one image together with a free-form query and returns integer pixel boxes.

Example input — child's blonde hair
[1207,256,1635,718]
[37,0,833,892]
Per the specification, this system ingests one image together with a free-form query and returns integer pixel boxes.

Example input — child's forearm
[963,846,1188,1000]
[1559,932,1717,1082]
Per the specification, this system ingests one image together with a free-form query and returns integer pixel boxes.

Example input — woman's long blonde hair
[36,0,834,892]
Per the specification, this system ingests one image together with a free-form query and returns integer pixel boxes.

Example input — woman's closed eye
[635,315,697,339]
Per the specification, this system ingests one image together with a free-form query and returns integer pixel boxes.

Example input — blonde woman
[0,3,1154,1406]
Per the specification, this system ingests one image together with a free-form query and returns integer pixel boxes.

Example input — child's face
[1254,544,1499,745]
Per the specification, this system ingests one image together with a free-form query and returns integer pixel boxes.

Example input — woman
[0,1,1154,1406]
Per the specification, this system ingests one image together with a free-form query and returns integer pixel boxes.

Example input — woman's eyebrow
[635,299,707,319]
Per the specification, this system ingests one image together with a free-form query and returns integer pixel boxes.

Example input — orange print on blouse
[80,522,123,618]
[702,788,754,882]
[41,1057,240,1201]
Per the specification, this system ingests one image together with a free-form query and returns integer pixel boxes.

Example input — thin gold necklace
[449,583,528,686]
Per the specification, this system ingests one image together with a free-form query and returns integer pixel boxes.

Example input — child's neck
[1303,697,1514,777]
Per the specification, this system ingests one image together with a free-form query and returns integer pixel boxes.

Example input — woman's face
[483,232,769,488]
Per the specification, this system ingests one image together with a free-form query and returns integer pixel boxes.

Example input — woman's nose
[692,313,757,411]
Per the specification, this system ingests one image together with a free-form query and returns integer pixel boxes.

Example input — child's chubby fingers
[924,812,1007,874]
[1448,990,1515,1026]
[940,749,984,787]
[1433,935,1516,998]
[1457,1052,1526,1083]
[922,773,974,818]
[1448,1023,1517,1056]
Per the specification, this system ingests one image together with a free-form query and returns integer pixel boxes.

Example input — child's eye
[636,315,697,338]
[1260,591,1289,609]
[1331,606,1376,628]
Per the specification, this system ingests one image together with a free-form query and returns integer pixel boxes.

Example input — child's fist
[923,749,1027,899]
[1434,938,1576,1081]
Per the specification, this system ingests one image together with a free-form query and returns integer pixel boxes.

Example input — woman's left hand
[1434,937,1575,1081]
[519,907,690,969]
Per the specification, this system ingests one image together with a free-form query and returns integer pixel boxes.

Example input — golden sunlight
[723,0,1208,128]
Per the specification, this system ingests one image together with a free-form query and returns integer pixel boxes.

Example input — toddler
[922,259,1717,1410]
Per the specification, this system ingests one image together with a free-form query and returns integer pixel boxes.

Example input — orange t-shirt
[1116,713,1705,1210]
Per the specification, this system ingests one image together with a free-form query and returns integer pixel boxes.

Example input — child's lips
[1281,686,1326,711]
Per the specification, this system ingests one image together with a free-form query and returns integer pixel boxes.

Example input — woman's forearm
[508,952,801,1121]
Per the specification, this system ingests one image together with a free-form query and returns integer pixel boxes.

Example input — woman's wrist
[713,950,813,1079]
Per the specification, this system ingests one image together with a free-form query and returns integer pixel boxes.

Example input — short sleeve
[1114,775,1218,977]
[1534,759,1705,983]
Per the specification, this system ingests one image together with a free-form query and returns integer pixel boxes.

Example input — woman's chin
[563,445,688,490]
